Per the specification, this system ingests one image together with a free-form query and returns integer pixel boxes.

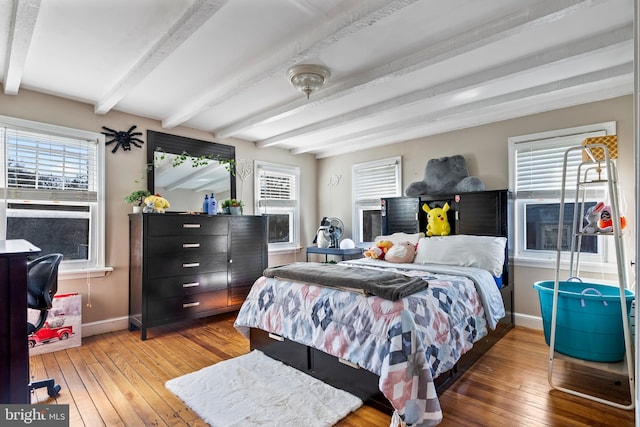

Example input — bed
[234,191,513,426]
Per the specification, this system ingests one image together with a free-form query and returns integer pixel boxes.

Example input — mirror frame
[146,130,236,202]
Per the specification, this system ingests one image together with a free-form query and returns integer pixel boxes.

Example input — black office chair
[27,253,64,398]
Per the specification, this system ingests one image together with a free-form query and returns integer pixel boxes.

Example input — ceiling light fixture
[287,64,330,99]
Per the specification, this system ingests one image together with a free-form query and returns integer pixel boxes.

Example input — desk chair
[27,253,63,398]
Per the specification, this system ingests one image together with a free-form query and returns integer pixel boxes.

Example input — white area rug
[166,350,363,427]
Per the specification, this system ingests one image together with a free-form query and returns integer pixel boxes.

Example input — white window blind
[255,161,300,250]
[352,156,401,243]
[257,165,297,209]
[1,127,98,202]
[514,131,604,198]
[353,157,401,203]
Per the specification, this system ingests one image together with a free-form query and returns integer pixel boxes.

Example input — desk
[306,246,363,262]
[0,239,40,403]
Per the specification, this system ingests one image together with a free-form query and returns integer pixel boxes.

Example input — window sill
[268,246,303,254]
[513,257,618,274]
[59,266,113,281]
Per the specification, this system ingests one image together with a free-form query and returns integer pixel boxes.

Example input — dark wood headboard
[381,189,511,286]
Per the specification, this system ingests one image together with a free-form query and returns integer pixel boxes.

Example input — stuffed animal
[583,202,604,233]
[144,194,170,213]
[405,155,484,197]
[142,200,156,213]
[423,202,451,236]
[598,204,627,232]
[364,240,394,260]
[384,241,416,263]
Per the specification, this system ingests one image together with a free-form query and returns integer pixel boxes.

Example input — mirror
[147,130,236,212]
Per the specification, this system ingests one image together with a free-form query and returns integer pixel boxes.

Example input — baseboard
[514,312,543,330]
[81,316,129,337]
[79,312,544,338]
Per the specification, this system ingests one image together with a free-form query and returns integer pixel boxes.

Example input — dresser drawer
[146,272,227,299]
[147,252,228,279]
[147,235,227,258]
[147,215,228,236]
[147,290,228,321]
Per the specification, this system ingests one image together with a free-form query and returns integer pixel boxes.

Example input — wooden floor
[29,312,635,426]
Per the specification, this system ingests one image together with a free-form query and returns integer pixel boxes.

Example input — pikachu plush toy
[423,202,451,236]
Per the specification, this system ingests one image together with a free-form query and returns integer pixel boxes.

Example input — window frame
[352,156,402,244]
[508,121,617,272]
[0,115,106,275]
[254,161,300,252]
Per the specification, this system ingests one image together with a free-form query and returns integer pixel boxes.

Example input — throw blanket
[263,262,428,301]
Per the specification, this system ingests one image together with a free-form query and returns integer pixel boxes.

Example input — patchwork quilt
[234,262,505,427]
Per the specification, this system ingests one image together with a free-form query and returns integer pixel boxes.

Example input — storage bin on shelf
[534,280,634,362]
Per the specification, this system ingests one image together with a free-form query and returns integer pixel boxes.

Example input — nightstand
[305,246,363,262]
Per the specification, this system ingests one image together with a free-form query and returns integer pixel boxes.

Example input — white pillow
[375,232,424,245]
[414,235,507,277]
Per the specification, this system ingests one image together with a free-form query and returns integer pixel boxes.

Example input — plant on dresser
[128,213,267,340]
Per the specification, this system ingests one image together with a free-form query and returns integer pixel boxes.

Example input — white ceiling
[0,0,634,159]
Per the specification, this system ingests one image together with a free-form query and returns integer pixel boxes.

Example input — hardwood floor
[29,312,634,426]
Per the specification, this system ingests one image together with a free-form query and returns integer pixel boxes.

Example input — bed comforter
[234,260,505,426]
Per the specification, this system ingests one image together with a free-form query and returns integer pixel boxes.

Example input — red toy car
[28,322,73,348]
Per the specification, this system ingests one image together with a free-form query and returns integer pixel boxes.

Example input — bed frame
[250,189,513,414]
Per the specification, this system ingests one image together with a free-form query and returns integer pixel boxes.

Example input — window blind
[353,158,400,204]
[1,127,98,202]
[257,164,297,209]
[514,131,604,198]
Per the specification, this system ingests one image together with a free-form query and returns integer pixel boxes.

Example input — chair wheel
[47,384,61,397]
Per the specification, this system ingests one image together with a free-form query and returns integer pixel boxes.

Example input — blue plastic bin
[533,280,634,362]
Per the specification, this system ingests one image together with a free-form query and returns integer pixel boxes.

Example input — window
[352,156,401,244]
[508,122,616,268]
[254,161,300,251]
[0,115,105,273]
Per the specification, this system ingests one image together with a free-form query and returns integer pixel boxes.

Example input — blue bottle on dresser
[202,194,209,214]
[208,193,217,215]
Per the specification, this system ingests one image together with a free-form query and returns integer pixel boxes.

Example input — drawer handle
[268,333,284,342]
[182,262,200,268]
[183,302,200,308]
[338,358,360,369]
[183,223,201,229]
[182,243,200,248]
[182,282,200,288]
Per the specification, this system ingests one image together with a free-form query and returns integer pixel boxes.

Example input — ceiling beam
[268,25,632,150]
[219,0,605,140]
[311,64,633,158]
[161,0,420,129]
[315,82,633,158]
[3,0,41,95]
[94,0,229,115]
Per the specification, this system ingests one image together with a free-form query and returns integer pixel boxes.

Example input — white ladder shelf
[548,143,635,410]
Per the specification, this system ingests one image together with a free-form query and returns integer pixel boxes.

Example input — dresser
[129,213,267,340]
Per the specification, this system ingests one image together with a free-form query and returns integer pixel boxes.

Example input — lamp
[287,64,330,99]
